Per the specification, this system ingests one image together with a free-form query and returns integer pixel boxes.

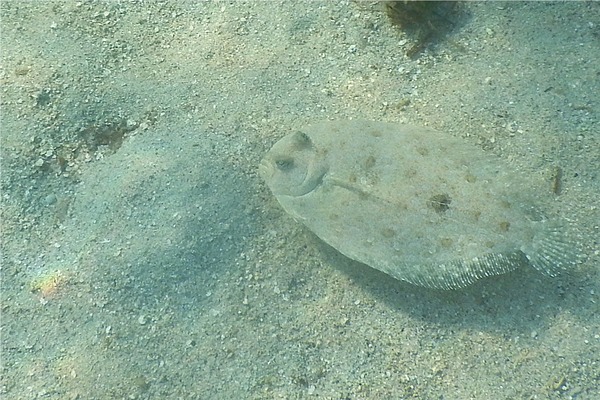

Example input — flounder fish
[259,120,584,289]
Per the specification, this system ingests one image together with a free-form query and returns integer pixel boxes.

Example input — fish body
[260,120,583,289]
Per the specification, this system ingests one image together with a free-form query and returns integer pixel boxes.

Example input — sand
[1,1,598,399]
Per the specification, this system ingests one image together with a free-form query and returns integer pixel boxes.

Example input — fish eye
[275,158,294,171]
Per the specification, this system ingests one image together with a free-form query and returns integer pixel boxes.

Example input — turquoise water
[1,2,598,398]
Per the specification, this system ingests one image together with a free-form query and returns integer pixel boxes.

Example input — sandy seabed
[1,1,599,399]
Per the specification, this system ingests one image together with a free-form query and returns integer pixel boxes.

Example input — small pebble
[530,331,538,339]
[43,194,57,206]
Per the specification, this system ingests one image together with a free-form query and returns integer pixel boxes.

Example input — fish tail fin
[522,220,587,277]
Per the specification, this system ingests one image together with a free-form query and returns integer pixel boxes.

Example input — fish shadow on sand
[313,235,595,333]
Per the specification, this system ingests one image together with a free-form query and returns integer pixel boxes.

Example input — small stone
[126,118,138,129]
[530,331,538,339]
[138,315,147,325]
[43,194,57,206]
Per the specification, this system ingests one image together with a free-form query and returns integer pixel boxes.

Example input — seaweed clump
[384,1,457,57]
